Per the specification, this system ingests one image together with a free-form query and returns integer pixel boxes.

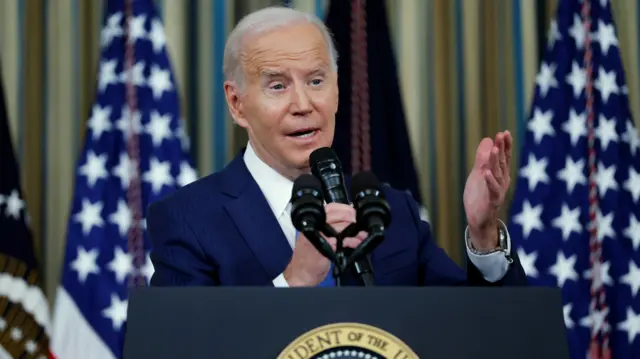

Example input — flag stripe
[51,289,115,359]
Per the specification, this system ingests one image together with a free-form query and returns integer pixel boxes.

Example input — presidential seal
[277,322,419,359]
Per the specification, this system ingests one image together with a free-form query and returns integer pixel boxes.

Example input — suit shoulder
[147,171,227,213]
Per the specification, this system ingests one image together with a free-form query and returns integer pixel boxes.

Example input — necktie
[296,231,335,287]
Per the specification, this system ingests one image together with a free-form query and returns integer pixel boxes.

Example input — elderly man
[147,6,528,287]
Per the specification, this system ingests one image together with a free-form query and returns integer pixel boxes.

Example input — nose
[291,84,312,116]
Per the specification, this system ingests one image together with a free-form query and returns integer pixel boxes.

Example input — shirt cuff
[465,219,512,283]
[272,273,290,287]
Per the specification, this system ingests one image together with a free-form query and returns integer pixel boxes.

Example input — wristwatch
[466,221,513,264]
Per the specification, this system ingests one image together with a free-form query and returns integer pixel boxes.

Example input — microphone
[309,147,375,286]
[290,174,336,261]
[309,147,349,204]
[347,171,392,265]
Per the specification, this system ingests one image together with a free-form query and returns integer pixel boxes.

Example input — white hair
[223,6,339,90]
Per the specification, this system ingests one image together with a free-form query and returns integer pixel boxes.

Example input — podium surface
[123,286,569,359]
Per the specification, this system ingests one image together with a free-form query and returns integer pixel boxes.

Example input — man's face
[224,22,339,179]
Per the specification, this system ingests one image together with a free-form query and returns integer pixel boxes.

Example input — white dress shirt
[243,141,513,287]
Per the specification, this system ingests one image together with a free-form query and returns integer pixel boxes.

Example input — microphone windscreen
[292,173,323,196]
[350,171,385,198]
[309,147,339,166]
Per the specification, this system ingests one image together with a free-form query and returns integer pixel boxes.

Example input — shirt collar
[243,141,294,219]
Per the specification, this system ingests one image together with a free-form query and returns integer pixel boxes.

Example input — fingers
[503,130,513,166]
[342,231,367,249]
[484,168,502,204]
[489,143,503,187]
[325,203,356,225]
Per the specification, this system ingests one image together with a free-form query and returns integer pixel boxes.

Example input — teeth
[294,130,315,138]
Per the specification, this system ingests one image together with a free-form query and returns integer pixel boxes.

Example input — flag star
[112,152,138,190]
[4,190,24,220]
[595,115,619,151]
[528,108,555,144]
[595,67,619,103]
[620,260,640,297]
[623,214,640,250]
[623,167,640,203]
[557,156,586,194]
[519,154,550,191]
[143,158,174,194]
[535,63,559,97]
[512,200,544,238]
[621,120,640,156]
[101,12,123,47]
[580,307,610,337]
[108,200,132,238]
[148,65,173,100]
[583,260,613,291]
[565,61,586,98]
[73,199,105,235]
[149,18,166,53]
[10,327,22,341]
[563,303,574,329]
[78,151,108,188]
[569,15,586,49]
[177,162,198,187]
[516,247,538,278]
[548,251,578,287]
[146,111,173,146]
[596,162,618,198]
[71,246,100,283]
[119,61,146,87]
[593,20,618,55]
[562,109,587,146]
[547,19,561,48]
[128,14,147,44]
[87,105,113,140]
[98,59,119,92]
[138,218,147,230]
[107,246,133,284]
[102,293,128,331]
[115,106,143,139]
[617,308,640,345]
[551,204,582,241]
[596,209,615,243]
[140,252,155,283]
[24,340,37,354]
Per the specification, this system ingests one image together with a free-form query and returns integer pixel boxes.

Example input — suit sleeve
[402,192,528,287]
[146,201,218,286]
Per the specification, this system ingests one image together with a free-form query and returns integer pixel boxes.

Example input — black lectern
[123,287,569,359]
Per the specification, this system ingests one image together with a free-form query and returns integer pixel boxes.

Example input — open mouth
[287,128,318,139]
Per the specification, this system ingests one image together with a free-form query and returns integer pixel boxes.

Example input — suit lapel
[220,151,293,281]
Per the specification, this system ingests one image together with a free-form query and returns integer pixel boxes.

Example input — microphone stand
[336,224,378,287]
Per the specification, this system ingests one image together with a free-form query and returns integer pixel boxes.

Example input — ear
[224,81,249,128]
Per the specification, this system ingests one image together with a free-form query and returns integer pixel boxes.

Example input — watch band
[466,222,513,263]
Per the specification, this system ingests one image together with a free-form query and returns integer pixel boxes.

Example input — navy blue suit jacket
[147,150,528,287]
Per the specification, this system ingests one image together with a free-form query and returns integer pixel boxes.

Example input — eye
[269,83,286,91]
[310,78,324,86]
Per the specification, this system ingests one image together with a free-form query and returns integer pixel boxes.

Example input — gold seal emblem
[277,322,419,359]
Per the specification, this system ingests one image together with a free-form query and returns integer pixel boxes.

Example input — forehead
[240,22,331,75]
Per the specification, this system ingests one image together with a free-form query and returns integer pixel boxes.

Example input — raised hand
[463,130,513,250]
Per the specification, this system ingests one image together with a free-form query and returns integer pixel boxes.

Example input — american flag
[50,0,196,358]
[0,64,52,358]
[508,0,640,358]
